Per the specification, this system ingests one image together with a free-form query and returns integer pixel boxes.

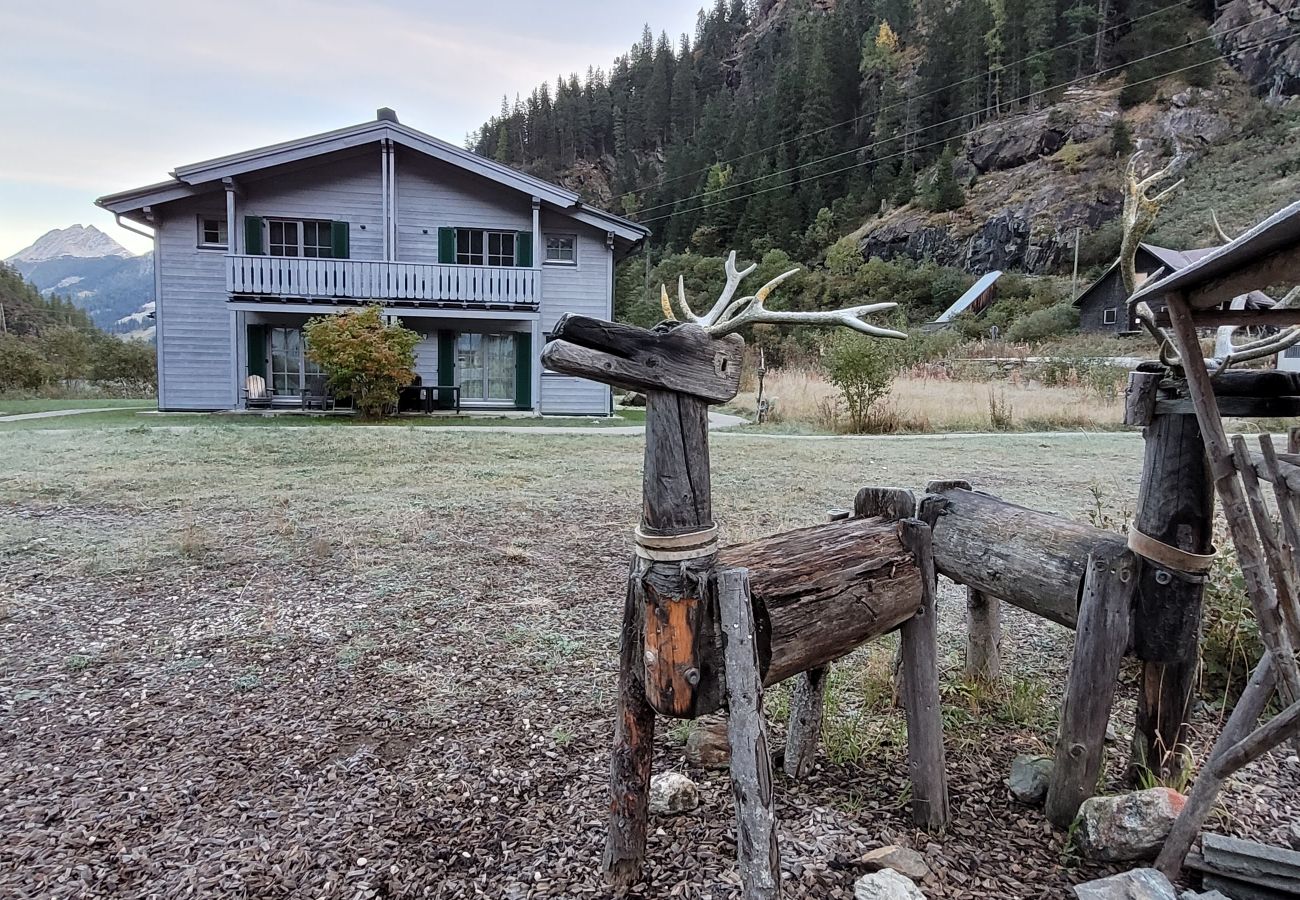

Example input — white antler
[662,250,907,339]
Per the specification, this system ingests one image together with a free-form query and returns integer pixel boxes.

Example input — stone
[859,845,931,881]
[1179,891,1231,900]
[1076,788,1187,862]
[1073,868,1177,900]
[684,714,730,769]
[648,772,698,816]
[622,391,647,407]
[1213,0,1300,102]
[1007,754,1054,805]
[854,868,926,900]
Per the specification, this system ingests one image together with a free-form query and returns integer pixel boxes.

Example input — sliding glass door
[268,326,326,398]
[456,332,516,404]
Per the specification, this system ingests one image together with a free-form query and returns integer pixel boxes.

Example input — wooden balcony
[226,255,540,308]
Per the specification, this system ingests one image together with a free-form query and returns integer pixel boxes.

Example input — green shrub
[1201,540,1262,704]
[303,305,419,418]
[0,335,49,392]
[1006,302,1078,343]
[824,331,902,433]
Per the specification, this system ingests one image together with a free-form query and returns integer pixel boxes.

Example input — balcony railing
[226,255,539,307]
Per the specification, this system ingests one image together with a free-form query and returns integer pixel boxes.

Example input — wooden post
[1128,411,1213,783]
[718,567,782,900]
[1045,544,1138,829]
[784,667,827,780]
[897,519,951,832]
[603,570,657,886]
[636,389,724,719]
[1156,653,1277,878]
[1124,370,1163,426]
[965,587,1002,682]
[1165,297,1300,706]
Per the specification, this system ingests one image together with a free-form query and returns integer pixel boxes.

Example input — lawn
[0,427,1292,898]
[0,397,155,416]
[0,406,648,431]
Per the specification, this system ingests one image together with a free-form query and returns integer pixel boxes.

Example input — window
[267,327,326,397]
[456,332,517,403]
[1102,307,1118,325]
[198,217,228,249]
[545,234,576,265]
[268,219,333,258]
[455,228,515,267]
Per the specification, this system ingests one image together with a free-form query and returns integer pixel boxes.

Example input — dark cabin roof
[1130,200,1300,310]
[1074,242,1274,311]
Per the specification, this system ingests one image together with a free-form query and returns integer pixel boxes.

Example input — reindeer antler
[1120,146,1190,366]
[661,250,907,339]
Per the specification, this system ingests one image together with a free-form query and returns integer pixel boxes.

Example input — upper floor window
[198,216,228,249]
[545,234,576,265]
[456,228,515,267]
[269,219,334,258]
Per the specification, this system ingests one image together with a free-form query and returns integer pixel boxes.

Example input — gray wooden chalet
[1074,242,1272,334]
[96,108,648,413]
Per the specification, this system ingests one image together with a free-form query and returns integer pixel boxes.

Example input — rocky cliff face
[1215,0,1300,103]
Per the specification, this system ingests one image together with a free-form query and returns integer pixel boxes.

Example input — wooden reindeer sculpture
[543,254,948,898]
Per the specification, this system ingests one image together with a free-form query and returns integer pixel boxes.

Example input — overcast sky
[0,0,705,258]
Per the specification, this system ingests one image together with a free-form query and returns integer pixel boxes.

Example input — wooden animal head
[541,251,907,404]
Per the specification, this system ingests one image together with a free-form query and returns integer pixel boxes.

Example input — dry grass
[736,367,1125,433]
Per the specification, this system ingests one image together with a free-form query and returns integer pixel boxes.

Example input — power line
[636,31,1295,227]
[611,0,1214,203]
[631,15,1284,223]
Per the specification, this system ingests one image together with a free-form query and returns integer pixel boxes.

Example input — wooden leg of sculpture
[784,666,827,780]
[1156,653,1276,878]
[1045,544,1138,829]
[1129,412,1212,784]
[603,572,655,886]
[897,519,951,832]
[718,567,782,900]
[965,587,1002,682]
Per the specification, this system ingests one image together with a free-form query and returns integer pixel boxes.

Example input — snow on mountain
[5,224,134,264]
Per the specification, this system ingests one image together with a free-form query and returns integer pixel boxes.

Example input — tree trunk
[921,487,1125,629]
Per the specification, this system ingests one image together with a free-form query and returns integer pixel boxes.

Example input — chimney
[376,107,399,123]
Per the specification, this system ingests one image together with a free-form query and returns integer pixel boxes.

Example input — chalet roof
[1129,200,1300,310]
[96,110,648,246]
[934,270,1001,323]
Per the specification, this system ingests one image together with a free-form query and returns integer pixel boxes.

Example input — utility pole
[1072,226,1081,301]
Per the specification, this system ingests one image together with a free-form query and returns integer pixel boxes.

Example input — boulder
[1073,868,1178,900]
[1076,788,1187,862]
[622,391,647,407]
[1007,754,1054,805]
[684,714,730,769]
[854,868,926,900]
[1158,89,1233,147]
[649,772,699,815]
[859,845,931,881]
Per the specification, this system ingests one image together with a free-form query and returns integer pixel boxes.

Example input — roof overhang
[95,116,650,248]
[1130,201,1300,310]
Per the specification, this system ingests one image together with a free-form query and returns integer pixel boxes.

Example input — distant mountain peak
[6,225,134,264]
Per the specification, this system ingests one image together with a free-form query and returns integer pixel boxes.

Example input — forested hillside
[0,263,154,395]
[471,0,1294,274]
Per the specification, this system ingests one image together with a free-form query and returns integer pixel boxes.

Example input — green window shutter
[246,324,266,379]
[514,332,532,409]
[516,232,533,267]
[330,221,350,259]
[244,216,264,255]
[436,329,456,408]
[438,227,456,264]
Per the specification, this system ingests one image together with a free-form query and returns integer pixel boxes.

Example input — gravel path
[0,407,128,422]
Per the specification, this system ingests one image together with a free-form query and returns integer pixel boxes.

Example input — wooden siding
[394,150,532,264]
[538,212,612,414]
[157,195,235,410]
[240,149,384,261]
